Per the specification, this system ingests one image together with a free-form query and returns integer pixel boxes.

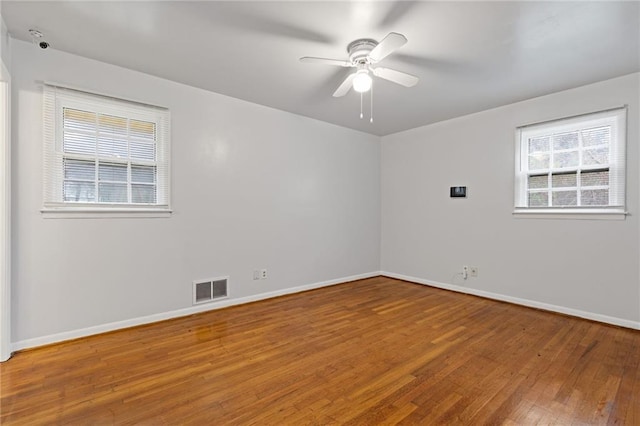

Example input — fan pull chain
[360,92,364,119]
[370,82,374,123]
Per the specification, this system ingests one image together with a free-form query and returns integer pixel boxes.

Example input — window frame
[42,84,171,218]
[513,107,627,220]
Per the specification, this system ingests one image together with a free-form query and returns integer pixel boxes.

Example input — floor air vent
[193,277,228,305]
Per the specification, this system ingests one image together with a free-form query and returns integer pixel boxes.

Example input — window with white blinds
[43,85,170,212]
[514,107,626,217]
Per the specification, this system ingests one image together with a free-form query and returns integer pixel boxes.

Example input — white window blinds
[514,108,626,215]
[43,85,170,211]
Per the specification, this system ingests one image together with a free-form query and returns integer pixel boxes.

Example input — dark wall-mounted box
[450,186,467,198]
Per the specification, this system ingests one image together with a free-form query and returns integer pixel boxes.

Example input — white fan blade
[300,57,353,67]
[371,67,419,87]
[368,32,407,63]
[333,73,356,97]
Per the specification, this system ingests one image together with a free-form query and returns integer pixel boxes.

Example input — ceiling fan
[300,32,419,97]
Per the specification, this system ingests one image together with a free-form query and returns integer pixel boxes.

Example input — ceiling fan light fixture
[352,70,372,93]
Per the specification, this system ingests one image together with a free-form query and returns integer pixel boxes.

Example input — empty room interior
[0,1,639,424]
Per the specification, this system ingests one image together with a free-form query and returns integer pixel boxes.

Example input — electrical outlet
[462,265,468,280]
[260,269,268,279]
[470,266,478,277]
[253,270,260,280]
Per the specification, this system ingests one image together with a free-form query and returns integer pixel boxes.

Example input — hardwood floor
[1,276,639,425]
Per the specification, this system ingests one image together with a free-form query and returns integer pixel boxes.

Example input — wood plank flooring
[1,276,639,425]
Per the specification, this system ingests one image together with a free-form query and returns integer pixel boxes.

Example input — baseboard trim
[380,271,640,330]
[12,271,382,352]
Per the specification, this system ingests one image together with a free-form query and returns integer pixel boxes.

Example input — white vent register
[193,277,228,305]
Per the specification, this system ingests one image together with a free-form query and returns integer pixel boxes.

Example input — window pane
[581,169,609,187]
[130,140,156,161]
[63,108,96,133]
[131,165,156,183]
[64,181,95,202]
[553,151,579,169]
[98,114,127,135]
[552,190,577,206]
[528,136,549,153]
[98,183,127,203]
[582,126,610,147]
[528,153,549,170]
[583,147,608,166]
[63,131,96,155]
[528,174,548,189]
[99,163,127,182]
[132,184,156,204]
[551,172,577,188]
[130,119,156,140]
[528,191,548,207]
[98,134,128,159]
[64,159,95,181]
[553,131,578,150]
[581,189,608,206]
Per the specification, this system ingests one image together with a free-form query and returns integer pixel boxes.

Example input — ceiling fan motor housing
[300,32,418,98]
[347,39,378,64]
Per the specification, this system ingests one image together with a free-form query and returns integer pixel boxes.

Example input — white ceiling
[2,1,639,136]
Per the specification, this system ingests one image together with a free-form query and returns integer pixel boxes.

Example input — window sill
[41,207,172,219]
[513,208,627,220]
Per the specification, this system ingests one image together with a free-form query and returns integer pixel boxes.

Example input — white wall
[11,39,381,347]
[0,12,11,74]
[0,10,12,361]
[10,34,639,350]
[381,73,640,327]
